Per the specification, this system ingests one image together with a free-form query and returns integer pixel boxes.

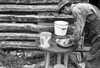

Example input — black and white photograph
[0,0,100,68]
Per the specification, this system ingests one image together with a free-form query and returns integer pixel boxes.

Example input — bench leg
[64,53,69,68]
[45,51,50,68]
[57,53,62,64]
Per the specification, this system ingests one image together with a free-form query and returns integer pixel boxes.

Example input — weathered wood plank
[0,23,74,33]
[0,33,39,40]
[0,5,58,12]
[0,0,60,4]
[0,15,74,23]
[71,0,88,3]
[0,41,37,48]
[0,23,53,32]
[38,12,58,17]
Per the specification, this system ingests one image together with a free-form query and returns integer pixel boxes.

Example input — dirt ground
[0,50,57,68]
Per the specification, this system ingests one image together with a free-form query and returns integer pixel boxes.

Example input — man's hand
[56,38,70,47]
[56,37,75,47]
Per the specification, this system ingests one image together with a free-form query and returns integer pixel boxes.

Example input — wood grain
[0,23,53,32]
[0,15,74,23]
[0,0,60,4]
[0,41,37,48]
[0,5,58,12]
[0,33,39,40]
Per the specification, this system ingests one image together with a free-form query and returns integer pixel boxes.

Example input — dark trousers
[85,56,100,68]
[86,37,100,68]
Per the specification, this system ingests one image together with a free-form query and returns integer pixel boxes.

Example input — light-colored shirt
[71,3,100,41]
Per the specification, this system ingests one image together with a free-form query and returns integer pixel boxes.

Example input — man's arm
[72,7,86,41]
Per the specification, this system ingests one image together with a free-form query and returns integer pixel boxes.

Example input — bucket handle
[56,24,68,30]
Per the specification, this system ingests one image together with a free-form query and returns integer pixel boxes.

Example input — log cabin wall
[0,0,75,49]
[71,0,89,3]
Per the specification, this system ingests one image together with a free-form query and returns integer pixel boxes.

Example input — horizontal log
[0,41,37,48]
[0,0,60,4]
[0,23,53,32]
[0,15,74,23]
[0,5,58,12]
[0,23,74,33]
[0,33,40,40]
